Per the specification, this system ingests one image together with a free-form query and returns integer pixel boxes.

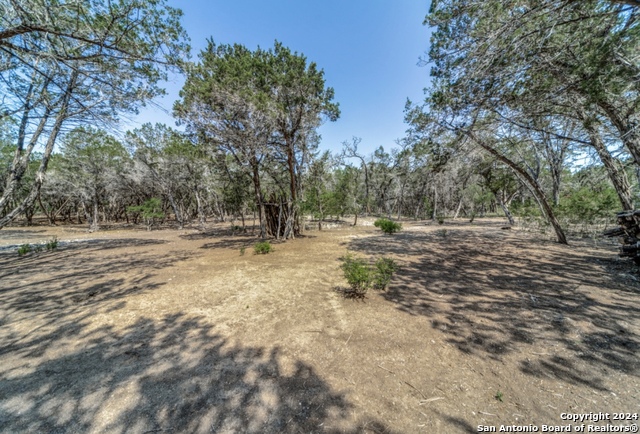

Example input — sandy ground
[0,218,638,433]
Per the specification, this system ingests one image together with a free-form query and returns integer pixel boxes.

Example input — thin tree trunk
[194,187,205,228]
[579,109,634,210]
[251,164,266,239]
[453,197,464,219]
[90,194,99,232]
[468,131,568,244]
[431,187,438,220]
[0,70,78,229]
[597,99,640,187]
[37,191,56,225]
[498,195,515,226]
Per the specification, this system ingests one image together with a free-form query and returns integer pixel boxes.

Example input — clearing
[0,218,638,433]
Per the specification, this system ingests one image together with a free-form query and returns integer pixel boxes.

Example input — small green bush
[374,218,402,234]
[437,216,445,225]
[373,257,398,290]
[340,254,372,294]
[254,241,272,255]
[128,198,164,230]
[18,244,32,256]
[46,236,58,251]
[240,246,246,256]
[341,253,398,295]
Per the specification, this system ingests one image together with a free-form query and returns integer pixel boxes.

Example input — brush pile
[604,210,640,265]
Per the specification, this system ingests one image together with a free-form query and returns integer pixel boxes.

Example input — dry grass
[0,218,638,433]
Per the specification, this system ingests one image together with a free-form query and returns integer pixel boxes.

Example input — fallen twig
[419,397,444,404]
[479,411,497,416]
[377,364,395,374]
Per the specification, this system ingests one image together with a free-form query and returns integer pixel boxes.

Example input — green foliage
[18,244,32,256]
[495,391,504,402]
[340,254,372,295]
[340,253,398,295]
[46,237,58,251]
[254,241,273,255]
[373,257,399,290]
[374,218,402,234]
[240,246,246,256]
[437,216,445,224]
[558,186,619,224]
[128,198,164,230]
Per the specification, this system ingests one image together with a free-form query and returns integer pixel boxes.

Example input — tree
[0,0,189,228]
[411,0,640,243]
[426,0,639,191]
[342,137,371,214]
[58,127,130,231]
[126,123,203,229]
[175,40,339,239]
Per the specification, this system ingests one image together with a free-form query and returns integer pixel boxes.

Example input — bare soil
[0,218,638,433]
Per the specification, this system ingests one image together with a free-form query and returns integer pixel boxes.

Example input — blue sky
[131,0,432,156]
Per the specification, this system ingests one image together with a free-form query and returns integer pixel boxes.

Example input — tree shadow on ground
[0,238,189,358]
[200,234,263,251]
[1,314,393,433]
[0,238,393,433]
[199,234,317,251]
[0,228,49,241]
[345,227,640,391]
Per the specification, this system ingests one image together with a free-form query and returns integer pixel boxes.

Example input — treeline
[0,119,629,237]
[408,0,640,244]
[1,0,638,242]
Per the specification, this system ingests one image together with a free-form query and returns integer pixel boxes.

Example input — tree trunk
[498,195,515,225]
[0,70,78,229]
[597,99,640,187]
[194,187,205,228]
[468,131,568,244]
[90,194,99,232]
[251,163,266,239]
[431,187,438,220]
[284,138,299,239]
[579,109,634,210]
[0,76,51,216]
[166,191,183,229]
[453,197,464,219]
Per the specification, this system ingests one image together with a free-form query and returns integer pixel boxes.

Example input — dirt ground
[0,217,638,433]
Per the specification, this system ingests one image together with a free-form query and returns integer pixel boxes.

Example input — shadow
[201,234,262,251]
[0,238,187,345]
[346,225,640,391]
[333,286,368,301]
[0,228,49,241]
[434,411,477,434]
[199,234,318,251]
[0,312,393,433]
[180,230,220,241]
[0,236,393,433]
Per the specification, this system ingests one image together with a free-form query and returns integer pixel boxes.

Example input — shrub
[437,216,445,225]
[128,198,164,230]
[340,254,372,295]
[374,218,402,234]
[341,253,398,295]
[254,241,272,254]
[46,236,58,251]
[373,257,398,290]
[18,244,32,256]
